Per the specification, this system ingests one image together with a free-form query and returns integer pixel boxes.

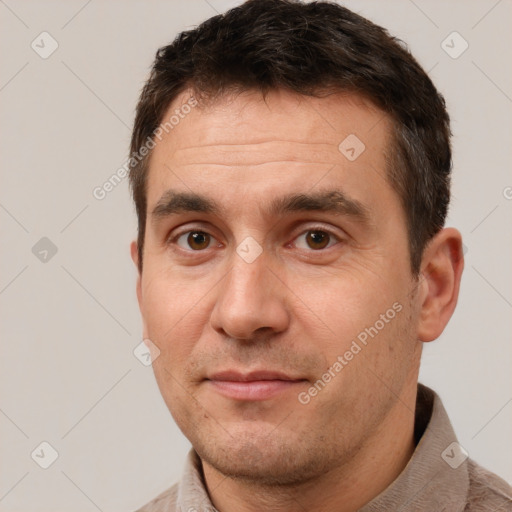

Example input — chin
[194,428,336,487]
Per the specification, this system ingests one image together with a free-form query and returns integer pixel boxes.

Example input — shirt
[135,384,512,511]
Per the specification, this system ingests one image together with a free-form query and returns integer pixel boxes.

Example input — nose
[210,251,290,341]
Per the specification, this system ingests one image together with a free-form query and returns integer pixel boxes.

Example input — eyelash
[168,225,343,254]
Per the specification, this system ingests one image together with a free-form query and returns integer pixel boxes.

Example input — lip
[206,370,306,401]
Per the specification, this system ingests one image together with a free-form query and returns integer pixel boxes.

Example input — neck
[202,381,419,512]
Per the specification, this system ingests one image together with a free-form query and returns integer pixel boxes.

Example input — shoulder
[465,459,512,511]
[134,483,179,512]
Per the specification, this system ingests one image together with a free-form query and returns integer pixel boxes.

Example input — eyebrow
[151,189,370,224]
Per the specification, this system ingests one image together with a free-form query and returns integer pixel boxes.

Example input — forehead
[146,89,394,214]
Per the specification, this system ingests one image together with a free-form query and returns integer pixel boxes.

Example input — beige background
[1,0,511,510]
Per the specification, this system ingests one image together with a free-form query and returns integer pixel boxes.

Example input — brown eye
[305,230,331,250]
[187,231,211,250]
[174,231,214,251]
[294,229,339,252]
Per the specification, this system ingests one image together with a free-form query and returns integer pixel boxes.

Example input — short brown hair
[129,0,451,274]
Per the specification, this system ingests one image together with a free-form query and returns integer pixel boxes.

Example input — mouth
[205,370,307,401]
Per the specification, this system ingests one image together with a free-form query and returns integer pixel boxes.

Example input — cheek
[293,268,399,342]
[295,268,415,398]
[140,272,209,358]
[306,300,417,425]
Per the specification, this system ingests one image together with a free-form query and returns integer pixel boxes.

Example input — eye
[175,230,218,251]
[294,229,340,250]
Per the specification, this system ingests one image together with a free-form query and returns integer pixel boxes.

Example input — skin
[131,89,464,512]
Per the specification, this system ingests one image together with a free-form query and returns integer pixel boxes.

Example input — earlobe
[417,228,464,342]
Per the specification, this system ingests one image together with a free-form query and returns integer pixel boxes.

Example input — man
[129,1,512,510]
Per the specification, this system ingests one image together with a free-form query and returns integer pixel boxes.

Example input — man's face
[134,89,423,485]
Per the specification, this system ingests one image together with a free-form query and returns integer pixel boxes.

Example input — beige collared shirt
[136,385,512,511]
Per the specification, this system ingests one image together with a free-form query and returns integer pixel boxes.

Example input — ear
[131,240,150,339]
[130,240,143,311]
[417,228,464,342]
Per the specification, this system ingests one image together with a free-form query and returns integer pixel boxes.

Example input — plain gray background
[1,0,511,510]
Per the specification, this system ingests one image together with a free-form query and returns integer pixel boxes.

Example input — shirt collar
[360,383,469,511]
